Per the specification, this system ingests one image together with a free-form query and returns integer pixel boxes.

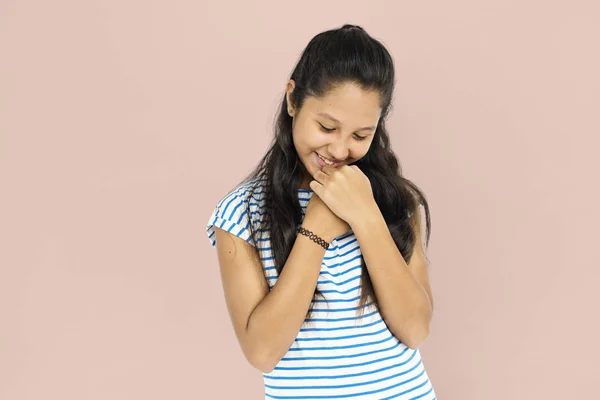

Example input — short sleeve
[206,187,256,248]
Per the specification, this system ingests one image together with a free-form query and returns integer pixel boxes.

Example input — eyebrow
[317,112,376,132]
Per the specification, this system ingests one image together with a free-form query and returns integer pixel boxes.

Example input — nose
[328,138,350,162]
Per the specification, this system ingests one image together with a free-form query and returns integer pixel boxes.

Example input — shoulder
[206,176,268,247]
[216,176,267,214]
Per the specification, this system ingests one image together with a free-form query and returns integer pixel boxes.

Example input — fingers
[318,164,361,185]
[314,169,329,184]
[322,165,355,178]
[309,179,323,196]
[321,165,335,175]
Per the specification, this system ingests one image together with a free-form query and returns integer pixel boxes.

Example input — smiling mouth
[316,152,339,166]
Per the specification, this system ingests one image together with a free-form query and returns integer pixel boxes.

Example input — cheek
[295,124,324,150]
[291,123,306,150]
[349,142,372,160]
[292,131,313,163]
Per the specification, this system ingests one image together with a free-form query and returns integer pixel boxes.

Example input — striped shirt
[206,177,436,399]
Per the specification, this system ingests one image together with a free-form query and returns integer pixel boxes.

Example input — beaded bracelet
[298,227,330,250]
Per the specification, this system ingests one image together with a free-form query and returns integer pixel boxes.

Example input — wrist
[299,221,335,244]
[349,206,384,233]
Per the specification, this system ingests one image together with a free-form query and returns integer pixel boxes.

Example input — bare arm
[214,219,333,373]
[351,204,434,349]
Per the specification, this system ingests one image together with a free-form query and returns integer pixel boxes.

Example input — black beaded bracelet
[298,227,330,250]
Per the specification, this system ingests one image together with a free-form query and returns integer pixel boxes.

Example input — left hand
[309,165,378,227]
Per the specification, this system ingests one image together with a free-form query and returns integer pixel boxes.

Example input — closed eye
[319,123,369,140]
[318,123,335,133]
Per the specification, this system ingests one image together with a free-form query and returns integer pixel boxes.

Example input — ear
[286,80,296,115]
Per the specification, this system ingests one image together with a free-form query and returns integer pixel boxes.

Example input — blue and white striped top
[206,177,436,400]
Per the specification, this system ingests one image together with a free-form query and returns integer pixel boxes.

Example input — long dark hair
[239,24,431,317]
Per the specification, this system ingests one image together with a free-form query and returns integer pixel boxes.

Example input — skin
[289,79,434,346]
[213,80,434,373]
[310,164,434,349]
[285,80,381,189]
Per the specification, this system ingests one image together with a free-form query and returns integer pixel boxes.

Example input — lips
[315,152,339,167]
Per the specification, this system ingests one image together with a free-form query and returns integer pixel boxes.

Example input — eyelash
[318,124,368,140]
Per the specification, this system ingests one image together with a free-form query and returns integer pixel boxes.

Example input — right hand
[302,191,350,242]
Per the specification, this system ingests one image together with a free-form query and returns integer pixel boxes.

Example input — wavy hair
[239,24,431,318]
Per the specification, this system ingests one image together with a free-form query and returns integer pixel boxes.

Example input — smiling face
[286,80,382,189]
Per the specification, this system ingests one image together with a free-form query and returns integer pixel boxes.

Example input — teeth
[318,153,334,165]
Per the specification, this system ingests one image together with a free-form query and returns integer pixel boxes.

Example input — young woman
[206,24,436,399]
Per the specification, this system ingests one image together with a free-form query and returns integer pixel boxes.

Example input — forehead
[305,82,382,123]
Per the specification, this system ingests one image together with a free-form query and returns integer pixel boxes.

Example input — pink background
[1,1,599,399]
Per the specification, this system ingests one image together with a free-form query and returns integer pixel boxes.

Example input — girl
[206,24,436,399]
